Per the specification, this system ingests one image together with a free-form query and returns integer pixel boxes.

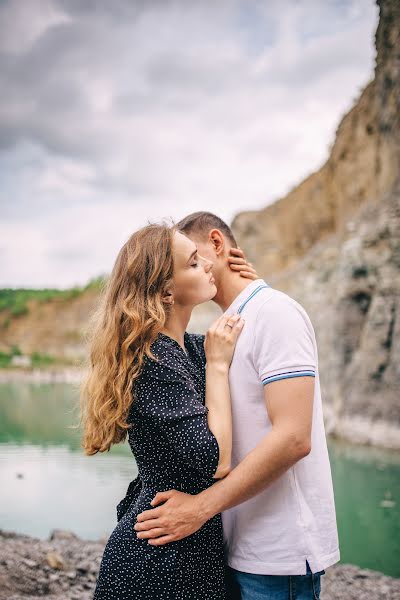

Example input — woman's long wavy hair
[79,222,175,455]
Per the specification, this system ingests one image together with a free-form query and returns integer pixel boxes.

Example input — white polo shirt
[221,279,340,575]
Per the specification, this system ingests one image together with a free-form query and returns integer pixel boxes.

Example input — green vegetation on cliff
[0,276,106,321]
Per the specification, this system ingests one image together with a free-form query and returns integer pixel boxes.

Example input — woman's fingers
[229,247,244,257]
[239,269,258,280]
[228,247,258,280]
[231,316,245,339]
[208,313,228,333]
[215,313,239,335]
[239,264,257,274]
[205,313,245,365]
[230,262,254,273]
[224,315,244,338]
[228,246,253,266]
[229,262,249,271]
[228,256,247,266]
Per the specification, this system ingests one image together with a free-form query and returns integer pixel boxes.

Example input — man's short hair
[176,211,238,247]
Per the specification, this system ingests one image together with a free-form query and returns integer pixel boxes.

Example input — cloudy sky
[1,0,378,289]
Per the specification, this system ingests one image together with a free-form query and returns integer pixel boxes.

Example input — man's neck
[213,271,257,312]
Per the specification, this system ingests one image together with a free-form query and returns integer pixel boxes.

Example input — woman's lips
[210,276,215,284]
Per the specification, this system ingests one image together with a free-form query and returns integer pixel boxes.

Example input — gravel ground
[1,529,399,600]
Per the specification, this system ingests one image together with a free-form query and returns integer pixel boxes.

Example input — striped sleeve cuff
[261,367,316,386]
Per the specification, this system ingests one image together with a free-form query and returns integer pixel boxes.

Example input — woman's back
[93,332,227,600]
[129,332,219,492]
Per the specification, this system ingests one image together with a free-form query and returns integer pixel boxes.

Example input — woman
[80,222,256,599]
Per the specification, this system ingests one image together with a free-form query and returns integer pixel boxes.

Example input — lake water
[0,381,399,578]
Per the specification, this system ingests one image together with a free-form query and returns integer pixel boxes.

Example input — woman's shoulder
[185,332,205,358]
[139,334,190,382]
[186,332,205,345]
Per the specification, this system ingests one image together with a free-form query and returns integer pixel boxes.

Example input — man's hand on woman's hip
[134,489,209,546]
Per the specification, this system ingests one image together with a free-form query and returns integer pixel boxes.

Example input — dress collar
[158,331,190,357]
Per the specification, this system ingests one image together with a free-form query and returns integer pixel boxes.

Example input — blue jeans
[225,561,325,600]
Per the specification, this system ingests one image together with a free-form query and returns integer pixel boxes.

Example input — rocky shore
[0,367,83,385]
[1,529,399,600]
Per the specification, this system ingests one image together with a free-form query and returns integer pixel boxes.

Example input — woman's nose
[205,259,213,272]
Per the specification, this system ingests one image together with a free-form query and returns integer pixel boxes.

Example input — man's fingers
[134,518,162,531]
[150,490,175,506]
[136,507,161,522]
[136,528,165,539]
[148,535,177,546]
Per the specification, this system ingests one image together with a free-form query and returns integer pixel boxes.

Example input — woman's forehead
[173,231,197,263]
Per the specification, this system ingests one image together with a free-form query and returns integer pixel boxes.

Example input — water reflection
[328,437,400,577]
[0,443,137,540]
[0,382,399,577]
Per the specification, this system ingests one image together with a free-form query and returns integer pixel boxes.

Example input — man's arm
[197,375,314,514]
[134,375,314,545]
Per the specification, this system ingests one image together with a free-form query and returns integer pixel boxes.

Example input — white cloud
[0,0,379,287]
[0,0,70,54]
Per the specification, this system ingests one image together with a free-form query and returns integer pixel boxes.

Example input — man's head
[176,211,238,287]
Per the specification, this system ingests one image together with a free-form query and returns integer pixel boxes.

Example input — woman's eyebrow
[187,249,198,263]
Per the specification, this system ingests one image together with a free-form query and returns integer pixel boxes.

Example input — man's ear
[208,229,225,256]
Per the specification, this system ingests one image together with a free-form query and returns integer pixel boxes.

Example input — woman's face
[170,231,217,307]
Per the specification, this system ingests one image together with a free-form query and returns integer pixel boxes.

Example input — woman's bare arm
[203,314,243,478]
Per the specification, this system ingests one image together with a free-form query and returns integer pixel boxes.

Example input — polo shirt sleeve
[252,295,317,386]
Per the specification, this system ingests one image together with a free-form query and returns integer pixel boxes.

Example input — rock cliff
[232,0,400,449]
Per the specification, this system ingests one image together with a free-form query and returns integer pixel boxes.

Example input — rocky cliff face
[232,0,400,449]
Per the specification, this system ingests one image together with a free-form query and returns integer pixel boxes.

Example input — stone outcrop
[231,0,400,449]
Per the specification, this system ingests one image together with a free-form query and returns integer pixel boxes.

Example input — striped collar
[225,278,270,316]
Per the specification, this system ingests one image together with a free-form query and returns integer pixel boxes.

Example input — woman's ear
[162,290,174,305]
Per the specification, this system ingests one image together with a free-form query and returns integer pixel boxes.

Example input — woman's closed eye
[191,253,199,267]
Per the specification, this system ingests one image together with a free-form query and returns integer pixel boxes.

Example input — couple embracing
[81,211,340,600]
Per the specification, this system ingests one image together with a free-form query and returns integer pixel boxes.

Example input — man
[134,212,340,599]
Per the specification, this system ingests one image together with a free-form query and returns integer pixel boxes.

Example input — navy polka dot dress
[93,332,229,599]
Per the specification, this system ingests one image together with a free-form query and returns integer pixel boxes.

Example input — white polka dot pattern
[92,332,228,599]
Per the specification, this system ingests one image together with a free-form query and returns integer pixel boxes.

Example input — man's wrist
[196,485,222,522]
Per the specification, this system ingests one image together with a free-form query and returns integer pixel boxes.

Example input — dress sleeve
[253,295,317,386]
[135,361,220,479]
